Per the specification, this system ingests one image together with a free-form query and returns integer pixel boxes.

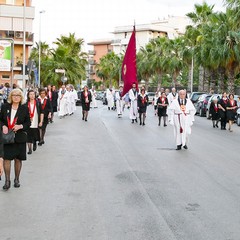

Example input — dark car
[76,91,82,106]
[195,94,212,117]
[96,91,104,100]
[102,91,108,105]
[189,92,206,104]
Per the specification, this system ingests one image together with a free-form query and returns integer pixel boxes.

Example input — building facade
[87,16,191,87]
[87,39,113,84]
[0,0,35,88]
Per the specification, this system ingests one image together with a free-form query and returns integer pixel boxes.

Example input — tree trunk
[172,72,177,88]
[187,65,191,92]
[210,69,217,93]
[204,68,211,92]
[227,69,235,94]
[217,66,225,93]
[157,72,163,89]
[198,66,204,91]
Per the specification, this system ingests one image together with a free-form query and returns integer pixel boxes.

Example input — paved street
[1,102,240,240]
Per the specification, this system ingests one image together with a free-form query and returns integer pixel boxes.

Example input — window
[6,0,15,5]
[1,75,10,80]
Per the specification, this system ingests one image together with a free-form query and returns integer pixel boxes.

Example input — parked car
[189,92,206,104]
[102,91,108,105]
[147,92,155,104]
[76,90,82,106]
[195,94,212,117]
[236,108,240,126]
[206,94,222,119]
[96,91,104,100]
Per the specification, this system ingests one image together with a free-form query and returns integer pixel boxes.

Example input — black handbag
[2,130,15,144]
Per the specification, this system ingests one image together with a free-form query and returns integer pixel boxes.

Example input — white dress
[167,98,196,146]
[129,88,138,120]
[90,89,98,108]
[58,90,67,117]
[115,91,124,116]
[106,89,114,109]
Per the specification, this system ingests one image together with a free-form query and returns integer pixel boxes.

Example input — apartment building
[0,0,35,87]
[87,39,113,84]
[87,16,190,85]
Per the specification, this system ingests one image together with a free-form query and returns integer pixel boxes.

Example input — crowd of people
[0,81,239,191]
[0,83,81,191]
[105,83,239,150]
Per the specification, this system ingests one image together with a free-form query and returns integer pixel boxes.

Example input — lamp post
[190,55,194,93]
[22,0,26,89]
[38,10,45,88]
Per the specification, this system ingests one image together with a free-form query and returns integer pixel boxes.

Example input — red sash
[28,100,36,119]
[141,96,146,104]
[41,99,47,110]
[7,116,18,129]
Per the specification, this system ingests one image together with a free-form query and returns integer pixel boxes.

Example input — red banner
[121,27,138,96]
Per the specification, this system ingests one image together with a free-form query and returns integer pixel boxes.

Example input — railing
[88,50,96,55]
[0,31,34,42]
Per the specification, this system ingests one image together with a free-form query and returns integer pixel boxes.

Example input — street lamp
[190,55,194,93]
[22,0,26,89]
[38,10,45,88]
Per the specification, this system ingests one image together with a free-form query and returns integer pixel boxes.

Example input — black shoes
[132,119,134,123]
[142,122,145,126]
[27,149,32,155]
[14,179,20,188]
[38,140,45,146]
[176,144,188,150]
[3,180,11,190]
[33,143,37,151]
[176,145,182,150]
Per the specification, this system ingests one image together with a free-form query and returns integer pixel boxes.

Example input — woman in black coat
[81,85,92,121]
[0,88,31,190]
[209,97,220,128]
[218,92,228,130]
[157,92,169,126]
[226,93,238,132]
[0,131,3,179]
[26,90,44,154]
[51,85,58,122]
[38,88,52,145]
[137,88,148,126]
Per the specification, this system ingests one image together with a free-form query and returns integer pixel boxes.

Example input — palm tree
[30,33,88,87]
[96,52,121,87]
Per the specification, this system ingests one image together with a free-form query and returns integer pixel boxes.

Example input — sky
[32,0,225,50]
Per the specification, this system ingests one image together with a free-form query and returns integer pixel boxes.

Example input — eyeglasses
[12,95,21,97]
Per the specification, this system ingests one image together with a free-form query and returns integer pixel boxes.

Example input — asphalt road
[1,102,240,240]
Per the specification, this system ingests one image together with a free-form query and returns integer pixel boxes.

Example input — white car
[147,92,155,104]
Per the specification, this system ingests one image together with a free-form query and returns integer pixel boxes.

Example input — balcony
[88,59,96,65]
[0,5,35,19]
[88,50,96,55]
[0,30,34,45]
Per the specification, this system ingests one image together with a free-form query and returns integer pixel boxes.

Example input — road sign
[55,69,65,74]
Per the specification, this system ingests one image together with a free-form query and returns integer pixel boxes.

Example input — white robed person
[90,86,98,108]
[115,86,125,118]
[129,83,138,123]
[65,85,72,115]
[106,87,115,110]
[167,87,178,104]
[70,85,78,114]
[167,90,196,150]
[58,85,68,118]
